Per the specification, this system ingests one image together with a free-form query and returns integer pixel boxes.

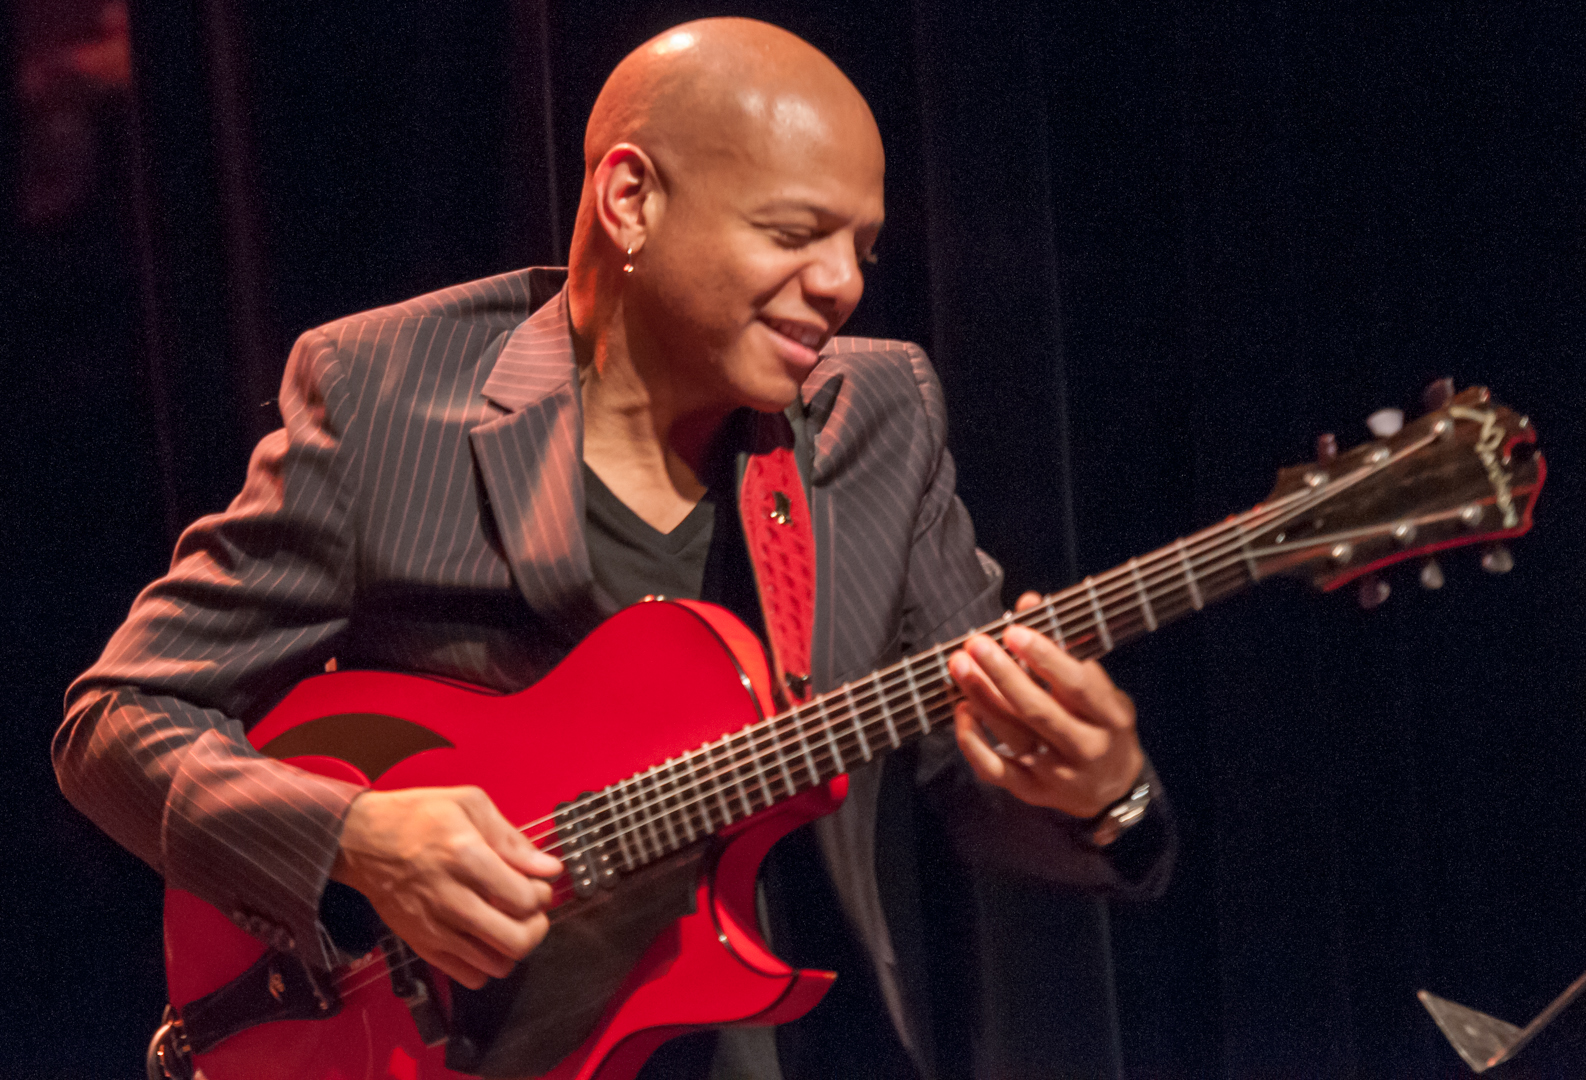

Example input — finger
[439,886,547,968]
[1003,626,1134,731]
[438,822,552,921]
[952,638,1105,765]
[963,699,1042,758]
[953,703,1044,805]
[1014,591,1042,613]
[458,788,565,879]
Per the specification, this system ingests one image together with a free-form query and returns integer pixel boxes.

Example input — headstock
[1243,385,1545,594]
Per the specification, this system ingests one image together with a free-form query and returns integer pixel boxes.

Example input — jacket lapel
[468,286,603,643]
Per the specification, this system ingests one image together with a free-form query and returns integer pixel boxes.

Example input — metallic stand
[1419,969,1586,1073]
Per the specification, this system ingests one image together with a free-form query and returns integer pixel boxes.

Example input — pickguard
[445,844,707,1078]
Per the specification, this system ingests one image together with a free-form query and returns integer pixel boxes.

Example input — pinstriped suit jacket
[56,267,1166,1047]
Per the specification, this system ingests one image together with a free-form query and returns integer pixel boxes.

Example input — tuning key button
[1459,504,1483,528]
[1422,377,1455,413]
[1481,544,1514,575]
[1420,559,1445,590]
[1358,575,1391,610]
[1366,408,1405,438]
[1316,433,1338,463]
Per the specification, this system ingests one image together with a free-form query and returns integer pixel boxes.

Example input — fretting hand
[331,786,563,989]
[948,591,1144,821]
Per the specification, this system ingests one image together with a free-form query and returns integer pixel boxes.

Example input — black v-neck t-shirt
[582,463,717,608]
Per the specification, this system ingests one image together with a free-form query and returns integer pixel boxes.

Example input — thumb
[460,788,564,879]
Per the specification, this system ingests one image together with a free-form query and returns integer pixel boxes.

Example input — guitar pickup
[556,796,620,899]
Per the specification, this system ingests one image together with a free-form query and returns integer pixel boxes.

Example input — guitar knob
[1315,433,1338,463]
[1422,377,1455,412]
[1481,544,1515,575]
[1419,558,1445,590]
[1366,408,1404,438]
[1358,575,1391,610]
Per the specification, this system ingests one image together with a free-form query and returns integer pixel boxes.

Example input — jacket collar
[468,284,602,642]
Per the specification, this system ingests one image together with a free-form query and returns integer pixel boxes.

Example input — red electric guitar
[149,386,1543,1080]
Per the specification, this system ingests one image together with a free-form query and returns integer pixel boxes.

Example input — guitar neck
[562,497,1283,879]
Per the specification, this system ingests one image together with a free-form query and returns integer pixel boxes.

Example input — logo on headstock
[1448,406,1518,528]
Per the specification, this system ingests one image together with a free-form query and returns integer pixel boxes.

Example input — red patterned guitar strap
[738,412,816,708]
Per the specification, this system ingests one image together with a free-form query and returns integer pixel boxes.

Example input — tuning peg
[1358,574,1391,610]
[1422,377,1455,413]
[1419,558,1445,590]
[1366,408,1405,438]
[1315,433,1338,463]
[1481,544,1514,575]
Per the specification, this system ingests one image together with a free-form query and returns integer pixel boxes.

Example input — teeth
[769,319,822,349]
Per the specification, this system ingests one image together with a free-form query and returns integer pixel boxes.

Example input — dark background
[3,0,1581,1077]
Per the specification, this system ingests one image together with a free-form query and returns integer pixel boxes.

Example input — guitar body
[163,599,843,1080]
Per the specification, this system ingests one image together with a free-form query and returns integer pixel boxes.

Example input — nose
[800,234,865,320]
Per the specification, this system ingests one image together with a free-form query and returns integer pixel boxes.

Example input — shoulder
[316,267,564,341]
[283,267,567,406]
[804,335,947,444]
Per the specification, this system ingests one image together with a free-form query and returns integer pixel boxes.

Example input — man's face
[631,96,885,415]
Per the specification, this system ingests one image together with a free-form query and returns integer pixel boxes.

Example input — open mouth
[761,316,825,351]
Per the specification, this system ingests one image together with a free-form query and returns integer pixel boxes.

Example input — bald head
[581,19,879,186]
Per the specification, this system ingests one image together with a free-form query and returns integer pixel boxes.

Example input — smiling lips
[762,316,825,351]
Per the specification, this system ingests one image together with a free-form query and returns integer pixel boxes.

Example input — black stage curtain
[4,1,1581,1077]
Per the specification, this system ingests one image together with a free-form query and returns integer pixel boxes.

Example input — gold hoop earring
[623,246,635,274]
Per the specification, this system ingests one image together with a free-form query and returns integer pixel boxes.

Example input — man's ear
[591,142,662,260]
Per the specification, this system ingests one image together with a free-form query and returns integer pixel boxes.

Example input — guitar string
[514,471,1359,871]
[516,472,1368,866]
[551,427,1441,859]
[532,561,1251,904]
[508,479,1322,851]
[326,437,1426,996]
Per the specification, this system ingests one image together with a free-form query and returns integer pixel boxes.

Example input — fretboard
[556,496,1283,880]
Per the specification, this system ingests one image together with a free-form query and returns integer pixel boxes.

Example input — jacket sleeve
[54,328,366,967]
[894,346,1176,901]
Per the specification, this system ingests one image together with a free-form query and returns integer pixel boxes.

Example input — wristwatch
[1089,769,1154,847]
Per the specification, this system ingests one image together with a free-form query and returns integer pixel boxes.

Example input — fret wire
[672,756,697,843]
[717,737,740,825]
[1083,575,1113,653]
[694,745,720,831]
[708,739,733,828]
[1174,537,1205,610]
[1127,557,1157,632]
[815,695,846,775]
[792,704,820,787]
[729,727,754,818]
[843,683,873,761]
[767,702,797,798]
[901,653,930,736]
[1042,595,1066,649]
[872,672,902,748]
[743,723,773,811]
[653,764,680,851]
[618,779,647,864]
[1232,513,1261,581]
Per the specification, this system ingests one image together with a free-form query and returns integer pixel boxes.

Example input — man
[57,18,1170,1079]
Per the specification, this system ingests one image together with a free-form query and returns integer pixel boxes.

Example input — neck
[571,267,727,526]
